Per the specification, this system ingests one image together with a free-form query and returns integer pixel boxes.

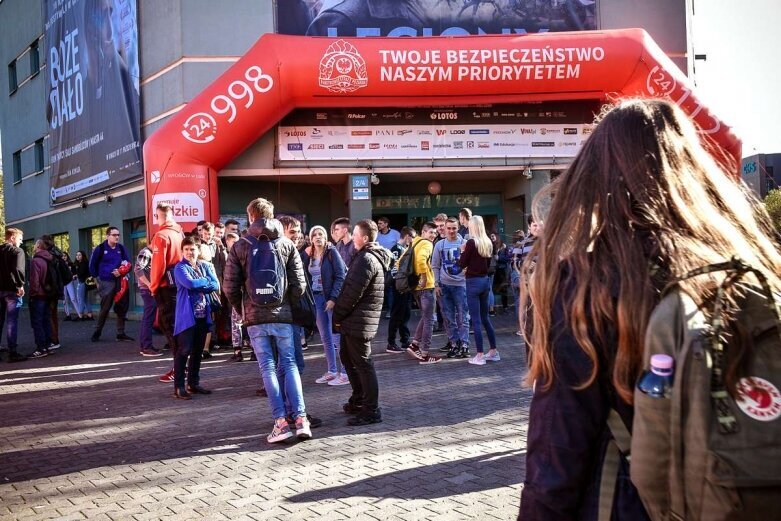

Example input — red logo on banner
[319,40,368,94]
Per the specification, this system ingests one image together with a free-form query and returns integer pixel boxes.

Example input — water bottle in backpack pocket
[637,354,675,399]
[630,262,781,521]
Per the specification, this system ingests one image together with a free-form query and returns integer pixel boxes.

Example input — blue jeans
[314,292,341,374]
[488,273,496,309]
[0,291,22,352]
[248,323,306,421]
[440,284,469,345]
[76,281,92,315]
[139,289,157,349]
[413,288,436,353]
[466,276,497,353]
[30,298,53,350]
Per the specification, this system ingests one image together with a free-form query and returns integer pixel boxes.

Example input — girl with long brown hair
[519,98,781,519]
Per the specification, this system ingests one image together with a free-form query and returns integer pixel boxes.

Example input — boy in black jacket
[333,219,393,426]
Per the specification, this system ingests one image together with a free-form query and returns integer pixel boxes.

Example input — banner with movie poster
[277,0,598,37]
[44,0,141,205]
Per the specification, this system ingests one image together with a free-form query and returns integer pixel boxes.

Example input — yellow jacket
[411,236,434,291]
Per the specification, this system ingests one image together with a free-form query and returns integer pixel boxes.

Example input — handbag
[84,276,97,291]
[291,284,316,330]
[207,290,222,313]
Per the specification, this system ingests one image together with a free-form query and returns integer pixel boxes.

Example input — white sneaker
[315,372,338,384]
[327,374,350,386]
[484,351,501,362]
[267,419,293,444]
[468,355,486,366]
[295,416,312,440]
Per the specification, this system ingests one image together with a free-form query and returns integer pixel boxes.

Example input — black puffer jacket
[223,218,306,326]
[333,242,393,340]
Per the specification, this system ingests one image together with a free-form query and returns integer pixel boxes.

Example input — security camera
[523,167,533,179]
[370,173,380,185]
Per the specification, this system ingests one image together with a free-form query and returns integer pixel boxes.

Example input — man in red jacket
[149,202,184,382]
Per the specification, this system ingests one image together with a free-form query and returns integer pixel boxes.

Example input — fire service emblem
[319,40,368,94]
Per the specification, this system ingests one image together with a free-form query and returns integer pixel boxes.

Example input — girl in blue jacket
[172,236,219,400]
[301,225,347,386]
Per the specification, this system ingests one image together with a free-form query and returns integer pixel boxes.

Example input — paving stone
[0,309,528,520]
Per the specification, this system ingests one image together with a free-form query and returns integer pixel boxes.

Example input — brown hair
[246,198,274,221]
[355,219,378,242]
[526,98,781,404]
[422,221,437,232]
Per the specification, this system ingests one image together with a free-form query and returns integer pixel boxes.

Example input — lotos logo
[152,193,204,220]
[319,40,368,93]
[736,377,781,422]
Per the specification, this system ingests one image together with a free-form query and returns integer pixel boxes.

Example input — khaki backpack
[621,258,781,521]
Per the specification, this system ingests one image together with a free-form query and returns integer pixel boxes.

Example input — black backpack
[42,255,67,299]
[393,240,419,294]
[244,234,287,308]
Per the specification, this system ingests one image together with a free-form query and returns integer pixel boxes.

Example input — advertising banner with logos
[44,0,141,205]
[142,30,741,236]
[278,0,597,37]
[278,102,597,161]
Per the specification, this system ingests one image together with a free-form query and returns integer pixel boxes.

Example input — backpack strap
[598,409,632,521]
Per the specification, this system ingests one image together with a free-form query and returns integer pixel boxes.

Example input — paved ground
[0,308,530,520]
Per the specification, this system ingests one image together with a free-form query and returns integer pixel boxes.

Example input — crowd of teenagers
[3,98,776,519]
[0,192,536,441]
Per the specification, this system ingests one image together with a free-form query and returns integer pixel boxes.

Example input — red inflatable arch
[143,28,741,234]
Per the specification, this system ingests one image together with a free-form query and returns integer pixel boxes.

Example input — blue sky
[691,0,781,156]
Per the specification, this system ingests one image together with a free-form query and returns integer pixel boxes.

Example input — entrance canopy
[143,29,741,234]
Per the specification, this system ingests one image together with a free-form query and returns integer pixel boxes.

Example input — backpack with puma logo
[244,234,287,308]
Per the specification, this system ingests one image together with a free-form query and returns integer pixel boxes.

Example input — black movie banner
[44,0,141,204]
[278,0,597,37]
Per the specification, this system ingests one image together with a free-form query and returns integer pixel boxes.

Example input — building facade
[0,0,689,309]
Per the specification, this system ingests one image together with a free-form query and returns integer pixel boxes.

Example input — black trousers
[154,285,177,353]
[95,279,129,335]
[174,318,209,390]
[340,334,379,415]
[387,288,411,345]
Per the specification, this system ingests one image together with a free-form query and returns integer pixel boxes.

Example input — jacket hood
[249,218,282,240]
[34,249,54,261]
[362,242,394,270]
[159,221,183,234]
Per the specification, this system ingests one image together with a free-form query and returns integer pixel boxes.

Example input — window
[84,224,109,257]
[22,239,35,259]
[29,40,39,75]
[34,139,44,173]
[50,233,70,255]
[13,150,21,183]
[8,60,17,93]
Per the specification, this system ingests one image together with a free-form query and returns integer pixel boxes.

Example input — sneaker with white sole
[327,374,350,386]
[31,349,50,358]
[469,355,486,366]
[419,354,442,365]
[267,418,294,443]
[484,351,501,362]
[315,372,338,384]
[295,416,312,440]
[406,344,423,360]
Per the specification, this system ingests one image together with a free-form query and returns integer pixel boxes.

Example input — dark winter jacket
[73,259,90,283]
[519,276,650,521]
[0,243,26,292]
[300,243,346,303]
[333,242,393,340]
[223,218,306,326]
